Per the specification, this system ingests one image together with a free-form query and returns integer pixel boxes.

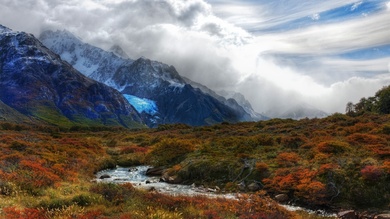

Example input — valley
[0,112,389,218]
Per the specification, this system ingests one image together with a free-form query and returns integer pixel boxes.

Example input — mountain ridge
[0,25,144,128]
[40,29,256,127]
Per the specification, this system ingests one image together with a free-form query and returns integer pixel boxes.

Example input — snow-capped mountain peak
[40,29,257,127]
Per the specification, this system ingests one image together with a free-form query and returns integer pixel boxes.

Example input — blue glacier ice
[124,94,158,115]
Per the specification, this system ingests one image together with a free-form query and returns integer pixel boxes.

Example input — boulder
[99,174,111,179]
[247,182,261,192]
[274,194,289,202]
[167,175,182,184]
[375,214,390,219]
[238,181,246,191]
[146,167,165,176]
[337,210,358,219]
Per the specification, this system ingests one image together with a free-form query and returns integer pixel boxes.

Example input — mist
[1,0,389,116]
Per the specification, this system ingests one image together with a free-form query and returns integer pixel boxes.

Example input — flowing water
[96,165,337,217]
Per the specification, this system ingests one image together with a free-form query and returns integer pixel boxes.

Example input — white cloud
[310,13,320,20]
[0,0,389,116]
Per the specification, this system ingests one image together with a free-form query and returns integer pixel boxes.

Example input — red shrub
[361,165,384,181]
[2,207,46,219]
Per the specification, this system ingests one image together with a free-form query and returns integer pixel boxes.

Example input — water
[96,165,337,217]
[96,166,236,198]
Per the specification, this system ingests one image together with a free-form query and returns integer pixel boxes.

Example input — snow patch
[124,94,158,115]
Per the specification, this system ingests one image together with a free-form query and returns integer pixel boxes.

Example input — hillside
[0,112,389,218]
[0,25,144,128]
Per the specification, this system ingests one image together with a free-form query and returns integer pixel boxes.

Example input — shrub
[252,134,275,146]
[346,133,386,146]
[276,152,300,167]
[2,207,46,219]
[281,135,306,149]
[317,141,350,154]
[361,165,384,181]
[146,139,194,166]
[38,198,72,210]
[71,194,95,206]
[0,181,14,196]
[90,183,134,204]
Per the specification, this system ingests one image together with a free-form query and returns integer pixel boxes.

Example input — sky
[0,0,389,115]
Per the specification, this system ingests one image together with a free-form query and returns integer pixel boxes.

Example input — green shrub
[90,183,134,204]
[146,139,194,166]
[71,194,95,206]
[38,198,72,210]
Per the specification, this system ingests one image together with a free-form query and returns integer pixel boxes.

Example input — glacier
[124,94,158,115]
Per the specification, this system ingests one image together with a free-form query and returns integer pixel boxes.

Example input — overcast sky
[1,0,389,115]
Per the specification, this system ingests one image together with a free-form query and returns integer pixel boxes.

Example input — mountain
[40,30,253,127]
[0,25,144,128]
[0,99,33,124]
[183,77,268,121]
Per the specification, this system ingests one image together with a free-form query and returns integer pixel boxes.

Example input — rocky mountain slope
[183,77,268,121]
[40,30,254,127]
[0,25,144,128]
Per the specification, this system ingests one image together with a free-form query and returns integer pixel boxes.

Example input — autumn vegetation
[1,87,390,218]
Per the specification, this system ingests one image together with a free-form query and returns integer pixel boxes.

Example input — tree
[375,86,390,114]
[345,102,355,115]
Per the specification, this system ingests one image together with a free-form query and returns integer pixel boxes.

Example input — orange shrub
[276,152,300,167]
[14,160,61,188]
[318,163,339,175]
[382,161,390,173]
[296,181,327,204]
[317,141,350,154]
[120,145,148,154]
[347,133,387,146]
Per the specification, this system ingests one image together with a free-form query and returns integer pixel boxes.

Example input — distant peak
[40,29,83,43]
[0,24,12,33]
[109,44,129,59]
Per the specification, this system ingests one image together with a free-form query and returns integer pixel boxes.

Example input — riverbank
[96,165,338,218]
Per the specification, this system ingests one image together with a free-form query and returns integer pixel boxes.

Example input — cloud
[0,0,389,117]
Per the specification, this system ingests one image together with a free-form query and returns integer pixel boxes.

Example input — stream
[96,165,337,217]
